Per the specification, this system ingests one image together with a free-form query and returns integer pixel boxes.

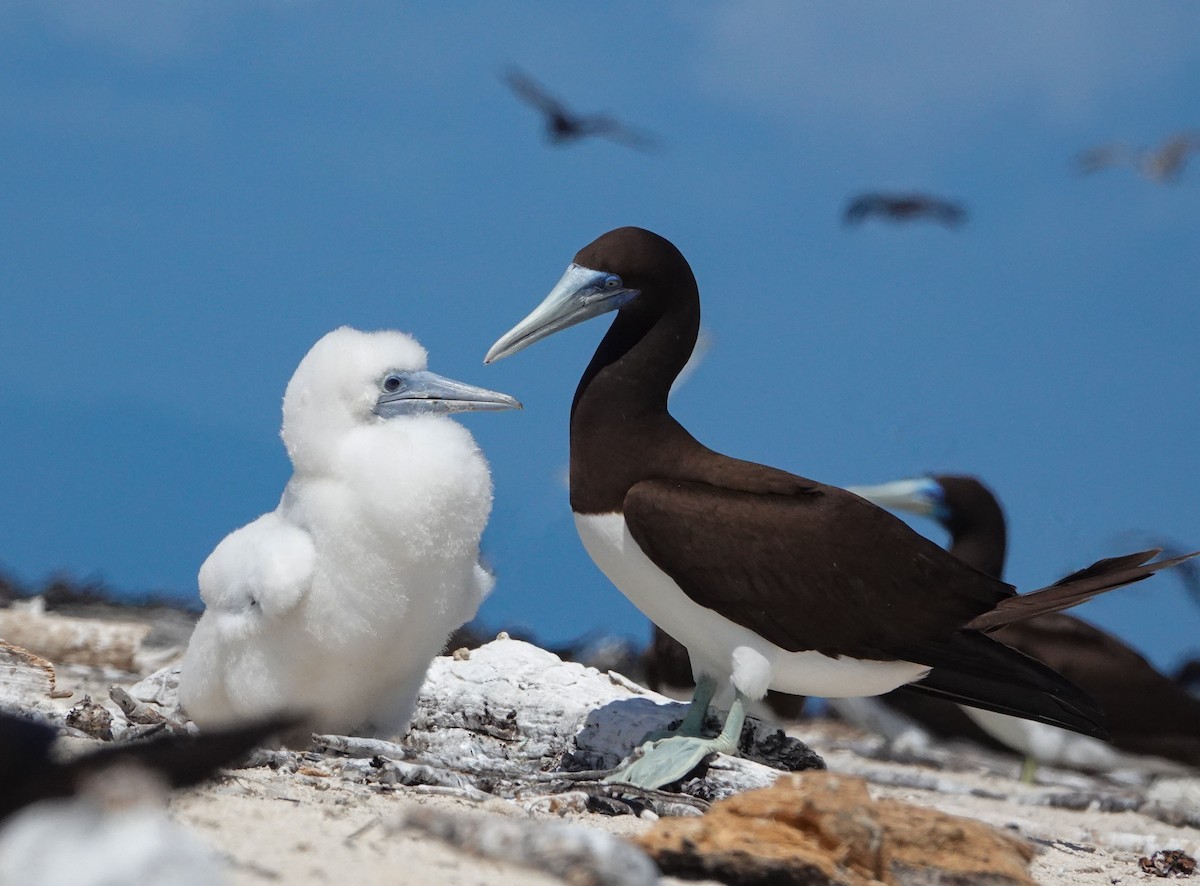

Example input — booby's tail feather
[901,631,1109,739]
[966,548,1200,632]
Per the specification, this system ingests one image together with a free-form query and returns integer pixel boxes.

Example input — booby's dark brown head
[485,227,711,513]
[484,226,698,365]
[932,475,1008,579]
[573,227,697,310]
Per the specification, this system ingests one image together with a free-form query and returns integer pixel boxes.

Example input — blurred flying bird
[179,327,520,739]
[844,192,966,227]
[503,66,657,150]
[1077,132,1200,183]
[1076,142,1137,176]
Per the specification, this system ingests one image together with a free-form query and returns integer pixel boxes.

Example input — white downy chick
[179,327,519,737]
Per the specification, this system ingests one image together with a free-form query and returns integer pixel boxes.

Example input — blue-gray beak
[373,370,521,417]
[484,263,639,363]
[846,477,943,517]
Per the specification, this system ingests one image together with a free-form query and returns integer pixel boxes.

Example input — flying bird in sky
[1076,132,1200,183]
[502,66,657,150]
[844,192,966,227]
[484,226,1181,790]
[179,327,520,740]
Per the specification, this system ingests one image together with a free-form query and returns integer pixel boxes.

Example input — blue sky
[1,3,1197,673]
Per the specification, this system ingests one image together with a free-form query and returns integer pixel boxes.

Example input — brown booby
[843,192,965,227]
[484,227,1182,788]
[502,66,657,151]
[850,475,1200,771]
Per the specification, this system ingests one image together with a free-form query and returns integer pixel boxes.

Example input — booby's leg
[1019,755,1038,784]
[640,674,717,743]
[605,691,747,790]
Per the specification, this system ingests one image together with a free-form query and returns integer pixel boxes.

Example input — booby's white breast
[962,707,1190,774]
[574,512,929,700]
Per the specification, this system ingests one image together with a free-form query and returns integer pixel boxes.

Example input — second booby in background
[180,327,520,739]
[484,226,1184,789]
[850,474,1200,771]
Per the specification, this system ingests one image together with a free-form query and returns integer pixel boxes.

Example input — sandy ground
[151,715,1200,886]
[7,603,1199,886]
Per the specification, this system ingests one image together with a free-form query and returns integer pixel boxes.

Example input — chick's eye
[603,275,621,289]
[383,376,402,393]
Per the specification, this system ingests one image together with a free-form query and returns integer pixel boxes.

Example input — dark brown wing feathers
[623,478,1012,660]
[897,631,1108,737]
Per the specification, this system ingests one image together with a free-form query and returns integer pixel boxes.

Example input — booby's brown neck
[568,282,702,514]
[936,476,1008,580]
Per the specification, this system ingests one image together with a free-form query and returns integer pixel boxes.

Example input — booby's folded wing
[623,479,1013,661]
[198,512,317,628]
[180,513,316,724]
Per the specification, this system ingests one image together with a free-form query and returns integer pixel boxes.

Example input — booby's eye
[383,375,402,393]
[602,275,622,289]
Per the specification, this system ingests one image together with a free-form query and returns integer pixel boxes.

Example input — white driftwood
[405,638,813,802]
[0,641,57,707]
[0,609,150,671]
[391,803,659,886]
[143,639,818,810]
[129,662,183,707]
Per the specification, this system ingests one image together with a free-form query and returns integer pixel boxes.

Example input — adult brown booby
[484,227,1181,788]
[850,475,1200,771]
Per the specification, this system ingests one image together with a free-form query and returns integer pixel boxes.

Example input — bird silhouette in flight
[1077,132,1200,184]
[844,192,966,227]
[502,66,657,151]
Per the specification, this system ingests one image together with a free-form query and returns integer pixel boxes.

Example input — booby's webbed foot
[603,733,736,790]
[606,690,747,791]
[638,674,717,744]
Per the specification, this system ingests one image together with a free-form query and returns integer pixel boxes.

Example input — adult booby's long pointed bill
[484,263,639,363]
[846,478,942,516]
[374,370,521,417]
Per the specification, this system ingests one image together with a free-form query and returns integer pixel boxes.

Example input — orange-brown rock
[634,771,1035,885]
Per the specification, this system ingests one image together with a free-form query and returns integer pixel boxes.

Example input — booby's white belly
[961,707,1189,774]
[574,512,929,699]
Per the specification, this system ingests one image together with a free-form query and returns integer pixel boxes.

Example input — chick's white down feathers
[180,328,499,737]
